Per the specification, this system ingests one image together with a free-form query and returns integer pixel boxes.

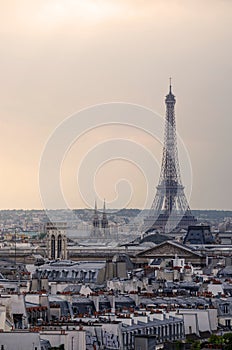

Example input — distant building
[31,260,106,287]
[183,225,214,245]
[214,298,232,329]
[0,332,42,350]
[140,232,172,245]
[137,240,206,266]
[122,313,185,349]
[91,200,110,238]
[46,222,67,260]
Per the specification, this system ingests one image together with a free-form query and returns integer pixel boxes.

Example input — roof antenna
[169,77,172,93]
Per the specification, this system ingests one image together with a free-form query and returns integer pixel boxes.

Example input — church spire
[92,200,100,228]
[101,199,108,229]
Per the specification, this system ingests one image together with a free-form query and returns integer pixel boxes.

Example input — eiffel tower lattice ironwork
[144,81,196,233]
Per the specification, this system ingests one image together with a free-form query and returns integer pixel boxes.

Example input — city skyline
[0,1,232,210]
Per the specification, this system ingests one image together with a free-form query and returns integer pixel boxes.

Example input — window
[57,234,62,258]
[51,235,56,259]
[224,304,229,314]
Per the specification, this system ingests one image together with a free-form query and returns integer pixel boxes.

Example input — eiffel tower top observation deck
[144,81,196,234]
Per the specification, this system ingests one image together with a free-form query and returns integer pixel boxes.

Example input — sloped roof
[140,232,172,245]
[137,240,203,258]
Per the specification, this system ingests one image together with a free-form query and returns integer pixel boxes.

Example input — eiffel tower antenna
[144,81,196,234]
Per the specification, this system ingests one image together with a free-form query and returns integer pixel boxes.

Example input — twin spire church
[91,200,110,238]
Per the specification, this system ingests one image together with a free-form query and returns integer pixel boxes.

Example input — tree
[223,333,232,350]
[209,334,223,345]
[190,340,201,350]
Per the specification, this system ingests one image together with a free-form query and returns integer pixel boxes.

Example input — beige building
[46,222,67,260]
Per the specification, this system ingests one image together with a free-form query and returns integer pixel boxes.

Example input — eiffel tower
[144,81,196,234]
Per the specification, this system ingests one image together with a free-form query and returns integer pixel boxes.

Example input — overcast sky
[0,0,232,210]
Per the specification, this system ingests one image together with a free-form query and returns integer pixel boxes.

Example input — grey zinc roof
[33,260,106,283]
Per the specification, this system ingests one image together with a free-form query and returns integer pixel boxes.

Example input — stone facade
[46,222,67,260]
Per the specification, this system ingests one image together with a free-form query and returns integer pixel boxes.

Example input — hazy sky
[0,0,232,210]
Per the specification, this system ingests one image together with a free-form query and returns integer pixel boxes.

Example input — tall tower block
[144,82,196,233]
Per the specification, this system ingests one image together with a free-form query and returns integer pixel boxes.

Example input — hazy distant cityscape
[1,81,232,348]
[0,1,232,349]
[1,208,232,234]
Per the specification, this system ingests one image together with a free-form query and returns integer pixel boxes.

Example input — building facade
[46,222,67,260]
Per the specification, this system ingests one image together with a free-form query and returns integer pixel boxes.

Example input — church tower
[91,200,110,238]
[92,200,100,228]
[46,222,67,260]
[101,199,109,229]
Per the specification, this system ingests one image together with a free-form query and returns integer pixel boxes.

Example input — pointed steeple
[101,199,108,229]
[93,200,100,228]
